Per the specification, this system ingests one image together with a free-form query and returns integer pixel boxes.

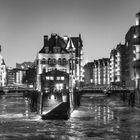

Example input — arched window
[58,58,61,65]
[41,58,46,64]
[48,58,52,65]
[52,58,56,65]
[62,58,67,65]
[69,58,74,70]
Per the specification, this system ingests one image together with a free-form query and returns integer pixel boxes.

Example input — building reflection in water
[90,98,115,125]
[0,94,140,139]
[0,95,31,119]
[24,97,29,117]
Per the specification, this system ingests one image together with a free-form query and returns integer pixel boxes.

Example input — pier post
[37,92,43,115]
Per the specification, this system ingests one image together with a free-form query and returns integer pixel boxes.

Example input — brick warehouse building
[83,62,94,85]
[109,43,126,86]
[0,46,6,87]
[84,58,110,86]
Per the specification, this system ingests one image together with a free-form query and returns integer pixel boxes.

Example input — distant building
[102,58,110,85]
[83,62,94,85]
[36,33,83,91]
[93,58,110,85]
[110,44,126,86]
[15,61,35,86]
[6,67,15,85]
[93,60,98,85]
[84,58,110,86]
[124,25,136,88]
[15,69,26,85]
[133,12,140,91]
[0,46,6,87]
[6,67,26,86]
[22,66,36,88]
[110,49,116,84]
[16,62,33,70]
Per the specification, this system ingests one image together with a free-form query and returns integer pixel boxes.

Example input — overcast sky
[0,0,140,67]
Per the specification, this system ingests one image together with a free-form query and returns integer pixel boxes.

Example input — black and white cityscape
[0,0,140,140]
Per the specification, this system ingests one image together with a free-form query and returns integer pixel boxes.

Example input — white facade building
[0,46,6,87]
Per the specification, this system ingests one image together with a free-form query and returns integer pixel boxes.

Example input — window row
[41,58,68,65]
[46,76,65,81]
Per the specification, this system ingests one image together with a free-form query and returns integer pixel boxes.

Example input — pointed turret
[66,38,75,52]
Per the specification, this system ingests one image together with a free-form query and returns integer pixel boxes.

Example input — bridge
[79,84,134,95]
[0,84,36,94]
[0,83,135,120]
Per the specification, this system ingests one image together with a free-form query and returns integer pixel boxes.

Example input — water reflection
[70,95,140,139]
[0,93,140,139]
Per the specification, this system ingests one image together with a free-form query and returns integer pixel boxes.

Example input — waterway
[0,93,140,140]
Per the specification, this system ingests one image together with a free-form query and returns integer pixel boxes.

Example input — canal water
[0,93,140,140]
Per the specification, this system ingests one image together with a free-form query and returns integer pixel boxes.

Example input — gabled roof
[66,38,75,51]
[1,58,5,65]
[39,34,83,55]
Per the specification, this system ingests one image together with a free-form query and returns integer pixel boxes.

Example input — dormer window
[53,47,60,53]
[45,47,49,53]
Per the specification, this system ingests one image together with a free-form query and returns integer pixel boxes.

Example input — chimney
[135,12,140,26]
[44,35,48,46]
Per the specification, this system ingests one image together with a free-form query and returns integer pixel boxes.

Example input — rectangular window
[46,76,49,80]
[46,76,54,80]
[50,76,54,80]
[57,77,60,80]
[61,76,64,80]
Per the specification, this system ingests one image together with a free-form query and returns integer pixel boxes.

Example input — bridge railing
[82,84,134,91]
[2,85,36,92]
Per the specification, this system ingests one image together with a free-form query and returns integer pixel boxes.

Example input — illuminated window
[56,83,63,91]
[57,77,60,80]
[46,76,49,80]
[46,76,54,80]
[61,76,64,80]
[50,76,54,80]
